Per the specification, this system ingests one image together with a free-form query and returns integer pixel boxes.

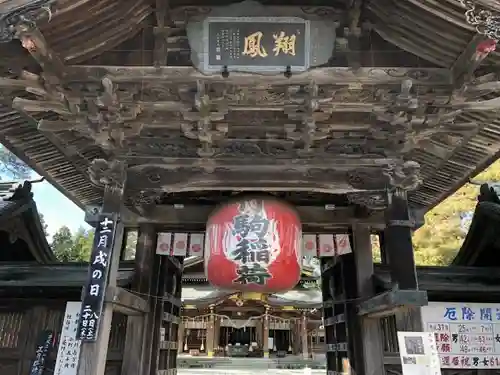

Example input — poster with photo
[397,332,441,375]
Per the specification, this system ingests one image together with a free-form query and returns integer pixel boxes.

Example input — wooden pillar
[343,249,364,375]
[213,315,220,351]
[321,250,363,375]
[256,318,263,348]
[149,253,169,375]
[177,320,185,354]
[353,225,384,375]
[157,256,183,374]
[320,258,337,372]
[77,182,125,375]
[301,313,309,360]
[384,189,418,290]
[121,225,157,375]
[383,189,422,332]
[206,307,215,357]
[263,309,270,358]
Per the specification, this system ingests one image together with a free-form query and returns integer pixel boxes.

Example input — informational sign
[54,302,82,375]
[397,331,441,375]
[76,214,117,342]
[29,330,55,375]
[205,17,309,71]
[421,302,500,369]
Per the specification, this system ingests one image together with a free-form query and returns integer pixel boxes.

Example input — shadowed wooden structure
[1,186,500,375]
[0,0,500,374]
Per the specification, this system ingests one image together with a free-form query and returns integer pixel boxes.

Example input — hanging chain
[460,0,500,40]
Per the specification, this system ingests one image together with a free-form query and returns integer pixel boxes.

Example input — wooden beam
[85,204,386,229]
[153,0,168,67]
[12,97,72,115]
[65,66,452,85]
[36,118,375,134]
[123,157,397,168]
[344,0,363,70]
[105,285,148,315]
[452,35,496,90]
[15,25,66,78]
[357,289,428,318]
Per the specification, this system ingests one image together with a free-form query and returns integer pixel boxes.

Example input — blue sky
[30,174,90,239]
[0,146,90,240]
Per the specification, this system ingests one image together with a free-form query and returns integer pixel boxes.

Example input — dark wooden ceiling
[0,0,500,224]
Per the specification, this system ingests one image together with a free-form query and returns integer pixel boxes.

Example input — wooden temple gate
[0,0,500,374]
[73,218,424,375]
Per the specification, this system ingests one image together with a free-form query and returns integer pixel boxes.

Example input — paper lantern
[204,197,302,293]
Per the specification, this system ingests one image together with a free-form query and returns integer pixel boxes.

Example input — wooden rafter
[451,34,496,90]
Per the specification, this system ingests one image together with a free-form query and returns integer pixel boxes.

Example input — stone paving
[177,369,325,375]
[177,356,327,375]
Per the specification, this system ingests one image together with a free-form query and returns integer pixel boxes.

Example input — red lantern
[204,197,302,293]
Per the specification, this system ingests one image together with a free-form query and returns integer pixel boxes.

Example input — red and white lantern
[204,197,302,293]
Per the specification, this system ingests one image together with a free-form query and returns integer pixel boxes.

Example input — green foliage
[411,160,500,266]
[51,226,94,262]
[369,160,500,266]
[51,226,138,262]
[38,213,49,237]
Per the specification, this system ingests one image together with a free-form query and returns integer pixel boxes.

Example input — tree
[123,230,138,260]
[50,225,139,262]
[38,213,49,237]
[366,160,500,266]
[411,159,500,266]
[0,145,31,179]
[51,226,93,262]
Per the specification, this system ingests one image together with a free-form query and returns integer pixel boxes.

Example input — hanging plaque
[76,214,117,342]
[29,330,55,375]
[204,17,310,72]
[54,302,82,375]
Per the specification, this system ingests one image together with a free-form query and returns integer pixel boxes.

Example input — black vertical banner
[29,330,55,375]
[76,214,118,342]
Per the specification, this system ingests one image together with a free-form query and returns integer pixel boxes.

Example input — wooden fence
[0,300,126,375]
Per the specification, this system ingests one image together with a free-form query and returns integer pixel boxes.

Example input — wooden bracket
[387,219,414,227]
[105,286,149,315]
[357,289,428,318]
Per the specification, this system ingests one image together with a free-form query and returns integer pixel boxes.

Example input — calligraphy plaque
[29,330,55,375]
[204,17,310,72]
[76,214,118,342]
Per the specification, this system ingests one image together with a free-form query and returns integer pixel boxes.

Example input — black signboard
[76,214,117,342]
[207,18,308,69]
[29,330,55,375]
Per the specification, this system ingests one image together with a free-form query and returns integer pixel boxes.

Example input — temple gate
[1,0,500,374]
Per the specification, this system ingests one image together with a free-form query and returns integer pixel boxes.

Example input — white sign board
[421,302,500,369]
[397,331,440,375]
[54,302,82,375]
